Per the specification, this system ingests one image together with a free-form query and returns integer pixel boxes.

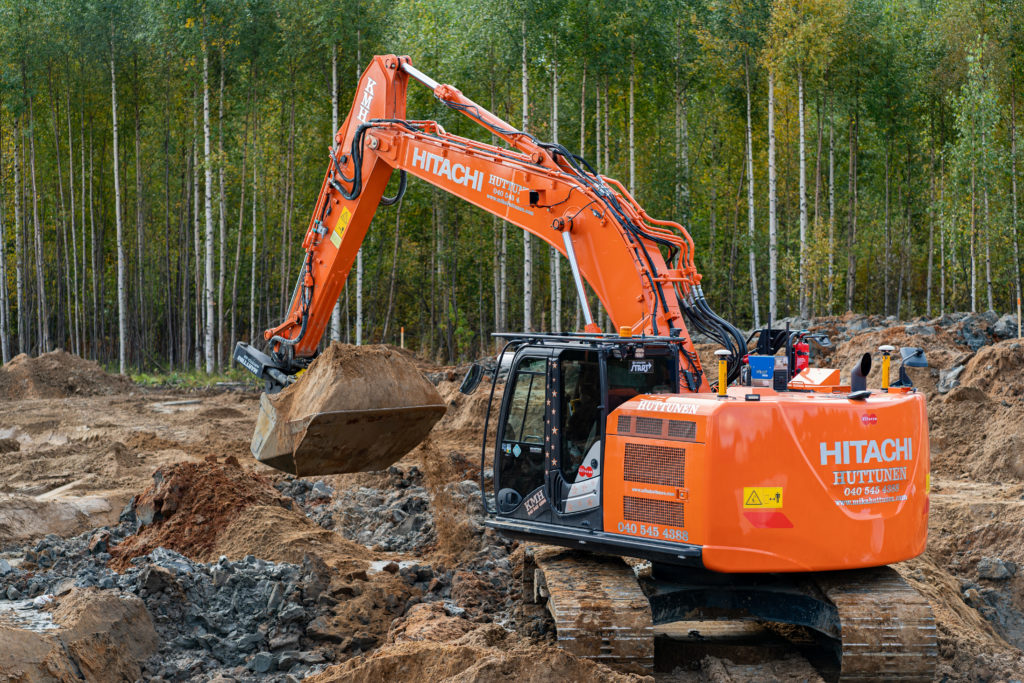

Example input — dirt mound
[0,587,157,681]
[306,636,646,682]
[814,324,969,390]
[430,380,499,451]
[211,504,373,572]
[0,350,133,399]
[109,459,291,569]
[923,340,1024,483]
[958,340,1024,397]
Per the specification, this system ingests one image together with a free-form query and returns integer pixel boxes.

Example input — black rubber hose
[379,170,407,206]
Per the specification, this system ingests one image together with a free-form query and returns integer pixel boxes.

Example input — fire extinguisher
[793,340,810,374]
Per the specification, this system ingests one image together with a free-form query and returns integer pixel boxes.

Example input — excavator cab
[489,336,678,533]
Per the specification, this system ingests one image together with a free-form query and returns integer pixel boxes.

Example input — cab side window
[504,358,546,444]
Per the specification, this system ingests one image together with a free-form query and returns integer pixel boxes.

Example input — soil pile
[925,340,1024,482]
[109,458,291,569]
[0,587,157,681]
[0,350,133,399]
[307,627,646,682]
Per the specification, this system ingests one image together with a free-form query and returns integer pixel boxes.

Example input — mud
[1,315,1024,681]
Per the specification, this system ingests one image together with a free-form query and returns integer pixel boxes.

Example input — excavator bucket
[250,344,446,476]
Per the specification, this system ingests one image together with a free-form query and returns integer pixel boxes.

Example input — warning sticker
[743,487,783,508]
[331,206,354,248]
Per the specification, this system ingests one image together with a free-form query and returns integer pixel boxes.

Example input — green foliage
[0,0,1021,374]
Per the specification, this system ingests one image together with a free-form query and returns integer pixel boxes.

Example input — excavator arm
[235,54,748,395]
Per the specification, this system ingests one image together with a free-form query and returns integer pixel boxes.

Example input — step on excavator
[235,55,937,679]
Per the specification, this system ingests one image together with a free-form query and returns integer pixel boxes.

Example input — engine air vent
[667,419,697,441]
[624,496,685,528]
[616,415,632,433]
[635,416,664,436]
[623,442,685,487]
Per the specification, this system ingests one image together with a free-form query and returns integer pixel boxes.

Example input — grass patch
[130,368,260,390]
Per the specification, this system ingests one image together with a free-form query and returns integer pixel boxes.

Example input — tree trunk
[13,115,25,355]
[970,164,977,313]
[1012,80,1022,306]
[0,116,9,363]
[330,43,341,342]
[355,35,364,344]
[674,60,690,220]
[940,155,946,315]
[67,82,80,356]
[192,92,201,371]
[927,142,935,316]
[550,52,561,331]
[250,83,259,345]
[133,62,144,368]
[767,70,777,321]
[202,37,215,373]
[217,48,227,370]
[743,54,760,327]
[883,144,891,314]
[230,78,251,363]
[984,174,993,311]
[797,68,808,318]
[28,90,51,353]
[628,49,636,195]
[89,124,98,359]
[827,99,835,311]
[521,18,532,331]
[382,195,403,341]
[845,111,858,312]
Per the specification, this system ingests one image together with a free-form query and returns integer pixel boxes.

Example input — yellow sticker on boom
[331,206,354,248]
[743,487,783,508]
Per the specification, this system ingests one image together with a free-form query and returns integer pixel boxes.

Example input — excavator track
[523,546,654,675]
[815,567,937,681]
[522,545,936,681]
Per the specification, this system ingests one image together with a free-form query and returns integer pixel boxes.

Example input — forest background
[0,0,1020,374]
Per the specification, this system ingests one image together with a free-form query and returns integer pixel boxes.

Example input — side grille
[635,417,664,436]
[623,442,685,487]
[667,420,697,440]
[624,496,685,528]
[616,415,632,433]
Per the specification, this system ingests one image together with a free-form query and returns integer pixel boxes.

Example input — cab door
[494,355,550,518]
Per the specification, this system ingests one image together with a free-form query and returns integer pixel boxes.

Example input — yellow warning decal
[925,472,930,494]
[743,487,783,508]
[331,206,353,248]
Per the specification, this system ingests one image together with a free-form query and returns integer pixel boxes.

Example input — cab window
[503,358,546,444]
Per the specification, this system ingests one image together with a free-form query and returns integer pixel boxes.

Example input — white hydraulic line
[562,229,594,328]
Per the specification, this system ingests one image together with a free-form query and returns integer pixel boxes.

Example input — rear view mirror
[459,363,484,395]
[901,347,928,368]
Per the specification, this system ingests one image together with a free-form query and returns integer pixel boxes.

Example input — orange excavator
[235,55,937,679]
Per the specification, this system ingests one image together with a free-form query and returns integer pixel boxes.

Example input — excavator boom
[236,55,746,474]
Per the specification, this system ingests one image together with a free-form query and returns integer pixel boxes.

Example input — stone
[279,603,306,622]
[938,365,965,394]
[978,557,1016,580]
[0,558,11,575]
[6,585,22,600]
[311,481,333,499]
[267,582,285,611]
[89,530,112,554]
[249,651,275,674]
[306,615,343,642]
[993,314,1019,339]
